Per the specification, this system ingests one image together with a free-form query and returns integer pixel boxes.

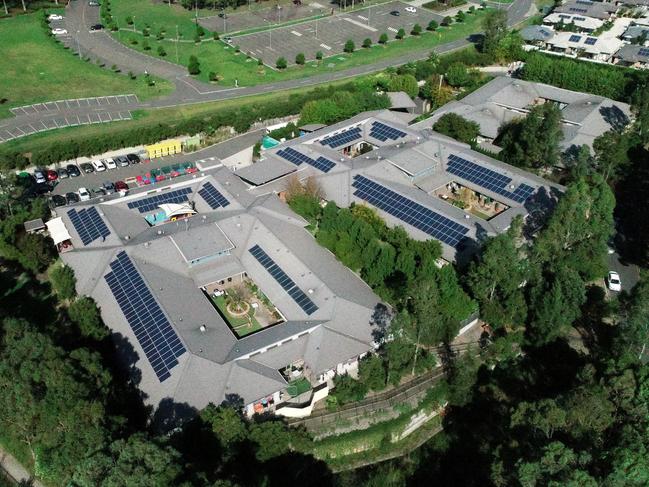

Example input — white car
[405,6,417,13]
[78,187,91,201]
[48,14,63,21]
[51,28,68,35]
[91,160,106,172]
[103,158,117,170]
[607,271,622,292]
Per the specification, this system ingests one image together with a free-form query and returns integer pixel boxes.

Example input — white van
[91,160,106,172]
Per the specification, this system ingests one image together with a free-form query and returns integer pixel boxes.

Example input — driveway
[607,251,640,294]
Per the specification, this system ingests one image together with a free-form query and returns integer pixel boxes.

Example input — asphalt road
[608,251,640,294]
[0,0,533,143]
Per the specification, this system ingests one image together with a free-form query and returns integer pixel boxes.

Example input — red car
[46,169,58,181]
[114,180,129,191]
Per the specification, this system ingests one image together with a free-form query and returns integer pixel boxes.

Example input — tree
[445,62,471,87]
[187,55,200,75]
[467,218,528,331]
[315,50,323,60]
[142,39,151,50]
[411,23,422,35]
[631,82,649,145]
[427,20,439,31]
[499,103,563,169]
[442,16,453,26]
[455,10,465,22]
[276,57,287,69]
[511,399,567,439]
[379,33,388,44]
[388,74,418,99]
[433,113,480,144]
[201,404,247,448]
[396,28,406,40]
[295,52,305,65]
[332,372,369,404]
[344,39,355,53]
[48,263,76,301]
[593,131,629,183]
[248,421,293,461]
[15,232,54,273]
[481,9,507,56]
[358,354,386,391]
[68,297,110,340]
[72,434,182,486]
[157,45,166,56]
[362,37,372,48]
[420,75,453,109]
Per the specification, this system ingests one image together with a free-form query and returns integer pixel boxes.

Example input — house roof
[387,91,417,109]
[615,44,649,63]
[554,0,617,20]
[521,25,556,42]
[543,13,603,31]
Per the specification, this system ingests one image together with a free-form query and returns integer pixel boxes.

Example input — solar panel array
[446,154,535,204]
[569,34,582,43]
[573,16,586,21]
[276,147,336,173]
[639,47,649,57]
[585,37,597,45]
[127,187,193,213]
[576,0,592,5]
[369,121,407,142]
[198,182,230,210]
[569,7,587,13]
[320,127,362,148]
[105,251,186,382]
[352,175,469,248]
[68,207,111,245]
[559,13,571,18]
[249,245,318,315]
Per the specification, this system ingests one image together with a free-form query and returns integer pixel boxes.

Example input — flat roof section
[171,223,234,263]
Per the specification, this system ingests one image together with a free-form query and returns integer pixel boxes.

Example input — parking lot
[199,2,328,34]
[233,1,442,66]
[10,95,138,116]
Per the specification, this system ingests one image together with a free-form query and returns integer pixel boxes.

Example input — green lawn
[211,294,262,337]
[114,10,489,88]
[0,12,173,118]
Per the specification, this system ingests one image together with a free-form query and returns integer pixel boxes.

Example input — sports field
[0,12,172,118]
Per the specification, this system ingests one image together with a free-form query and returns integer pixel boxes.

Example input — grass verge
[0,12,173,118]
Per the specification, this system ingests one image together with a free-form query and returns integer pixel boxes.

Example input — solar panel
[569,34,582,43]
[276,147,336,173]
[127,187,193,213]
[352,175,469,248]
[105,251,185,382]
[369,121,407,142]
[639,47,649,57]
[569,7,587,13]
[68,207,111,246]
[446,154,536,204]
[585,37,597,45]
[249,245,318,315]
[559,14,571,19]
[576,0,592,5]
[320,127,362,148]
[198,182,230,210]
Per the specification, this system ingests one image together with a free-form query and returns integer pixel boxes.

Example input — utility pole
[176,25,179,63]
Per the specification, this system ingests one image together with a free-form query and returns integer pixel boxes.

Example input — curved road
[0,0,533,143]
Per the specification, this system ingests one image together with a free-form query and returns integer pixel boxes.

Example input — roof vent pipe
[199,325,207,333]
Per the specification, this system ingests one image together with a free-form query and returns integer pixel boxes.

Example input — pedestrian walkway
[0,446,43,487]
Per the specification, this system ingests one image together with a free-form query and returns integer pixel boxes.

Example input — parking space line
[388,27,398,33]
[15,126,25,135]
[320,43,332,50]
[28,124,38,133]
[291,30,302,36]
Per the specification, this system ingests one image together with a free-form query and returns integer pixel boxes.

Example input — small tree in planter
[442,16,453,26]
[344,39,355,53]
[456,11,466,22]
[396,28,406,40]
[188,55,200,75]
[362,37,372,48]
[427,20,439,31]
[295,52,305,65]
[315,50,323,60]
[276,57,288,69]
[411,23,422,36]
[379,32,388,44]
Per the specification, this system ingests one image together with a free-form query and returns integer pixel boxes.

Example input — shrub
[187,55,200,75]
[142,40,150,50]
[213,31,219,40]
[209,71,218,81]
[235,45,240,53]
[129,39,138,45]
[442,16,453,26]
[379,32,388,44]
[396,28,406,39]
[276,57,288,69]
[456,10,466,22]
[142,27,149,37]
[295,52,305,65]
[315,50,323,60]
[196,25,205,37]
[344,39,355,53]
[127,71,136,79]
[427,20,438,31]
[49,264,76,301]
[433,112,480,144]
[157,45,166,57]
[362,37,372,48]
[194,31,201,43]
[258,57,263,65]
[411,23,422,36]
[445,62,471,87]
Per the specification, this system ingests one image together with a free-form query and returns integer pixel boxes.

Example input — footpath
[0,446,44,487]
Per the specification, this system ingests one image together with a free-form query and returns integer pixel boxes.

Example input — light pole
[76,30,81,57]
[132,15,136,33]
[175,24,179,63]
[222,8,226,33]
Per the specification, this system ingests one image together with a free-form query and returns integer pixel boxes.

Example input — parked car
[51,28,68,35]
[50,194,67,208]
[88,1,100,6]
[31,183,52,196]
[33,169,47,184]
[114,155,130,167]
[104,158,117,170]
[607,271,622,292]
[89,23,104,31]
[91,160,106,172]
[65,191,80,204]
[126,153,141,164]
[66,164,81,177]
[57,167,69,179]
[390,10,400,16]
[405,6,417,13]
[102,181,116,194]
[46,169,58,181]
[114,180,129,191]
[91,187,106,197]
[80,162,94,173]
[78,187,91,201]
[48,13,63,21]
[224,36,233,44]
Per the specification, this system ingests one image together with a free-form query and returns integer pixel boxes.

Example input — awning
[46,217,72,245]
